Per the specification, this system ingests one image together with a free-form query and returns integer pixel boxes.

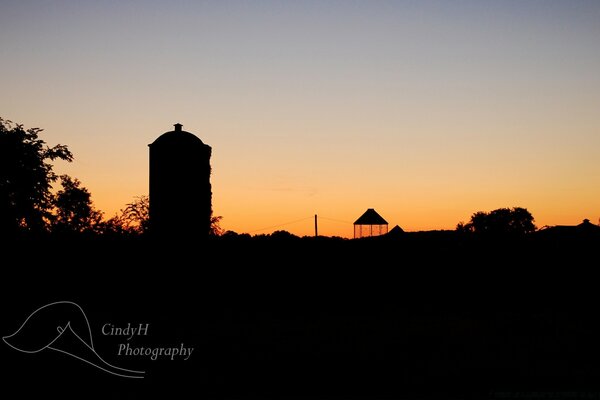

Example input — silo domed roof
[149,123,205,147]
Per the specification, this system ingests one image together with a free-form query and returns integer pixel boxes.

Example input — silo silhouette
[149,123,212,238]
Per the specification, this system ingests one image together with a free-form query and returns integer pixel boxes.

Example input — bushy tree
[458,207,536,235]
[0,118,72,235]
[52,175,103,233]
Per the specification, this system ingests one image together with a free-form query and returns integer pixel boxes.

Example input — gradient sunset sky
[2,1,599,237]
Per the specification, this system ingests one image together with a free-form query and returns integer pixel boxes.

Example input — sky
[1,0,599,237]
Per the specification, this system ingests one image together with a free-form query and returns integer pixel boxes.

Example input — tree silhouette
[52,175,102,234]
[102,195,220,237]
[96,194,222,237]
[122,195,150,234]
[0,118,73,235]
[210,215,224,236]
[98,195,150,236]
[458,207,536,235]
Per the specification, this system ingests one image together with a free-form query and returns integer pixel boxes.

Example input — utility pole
[314,214,318,237]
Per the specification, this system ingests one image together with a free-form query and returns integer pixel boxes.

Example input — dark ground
[2,232,600,399]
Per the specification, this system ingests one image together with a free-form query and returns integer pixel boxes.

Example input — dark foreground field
[2,232,600,399]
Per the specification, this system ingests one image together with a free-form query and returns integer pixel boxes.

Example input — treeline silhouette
[3,118,600,399]
[3,118,598,243]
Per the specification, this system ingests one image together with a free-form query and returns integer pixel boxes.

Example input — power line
[318,216,353,225]
[247,214,353,234]
[247,216,314,233]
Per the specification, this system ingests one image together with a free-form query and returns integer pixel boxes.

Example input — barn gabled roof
[354,208,388,225]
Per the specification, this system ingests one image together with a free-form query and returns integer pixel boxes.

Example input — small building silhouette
[387,225,405,237]
[537,218,600,238]
[354,208,388,238]
[148,123,212,238]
